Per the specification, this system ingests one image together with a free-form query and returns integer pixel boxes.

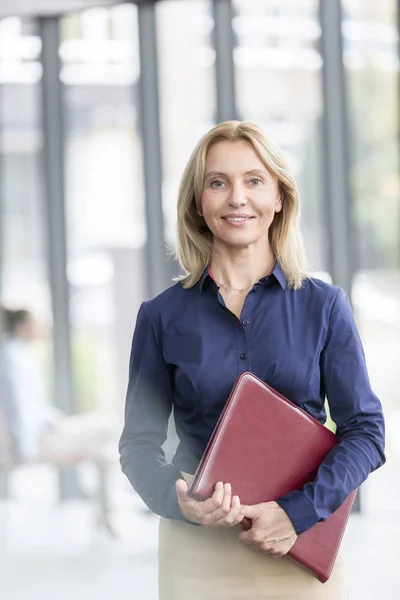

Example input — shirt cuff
[276,490,319,535]
[164,480,200,526]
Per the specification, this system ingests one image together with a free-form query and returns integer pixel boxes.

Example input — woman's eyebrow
[244,169,269,177]
[204,171,226,180]
[204,168,268,180]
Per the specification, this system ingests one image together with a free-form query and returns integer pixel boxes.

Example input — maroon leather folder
[188,372,357,583]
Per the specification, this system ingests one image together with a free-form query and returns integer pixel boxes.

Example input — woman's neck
[210,243,275,290]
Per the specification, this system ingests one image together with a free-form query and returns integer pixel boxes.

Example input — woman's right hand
[176,479,245,527]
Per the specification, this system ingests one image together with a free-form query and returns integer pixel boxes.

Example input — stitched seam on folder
[192,373,248,492]
[326,490,358,580]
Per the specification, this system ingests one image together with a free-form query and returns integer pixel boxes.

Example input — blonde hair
[175,120,308,290]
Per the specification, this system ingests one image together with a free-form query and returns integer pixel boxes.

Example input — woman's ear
[275,194,283,213]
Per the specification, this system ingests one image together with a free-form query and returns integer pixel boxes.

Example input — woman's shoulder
[143,280,193,319]
[295,273,344,311]
[301,274,339,294]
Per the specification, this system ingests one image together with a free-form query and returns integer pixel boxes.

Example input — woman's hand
[238,501,297,557]
[176,479,245,527]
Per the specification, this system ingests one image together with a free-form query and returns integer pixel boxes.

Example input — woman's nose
[228,183,247,207]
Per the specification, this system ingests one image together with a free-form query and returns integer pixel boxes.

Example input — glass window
[156,0,216,247]
[0,17,53,392]
[342,0,399,500]
[343,0,399,270]
[232,0,325,272]
[61,3,146,415]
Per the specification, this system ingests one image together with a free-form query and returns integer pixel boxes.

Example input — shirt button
[242,320,250,326]
[240,353,247,360]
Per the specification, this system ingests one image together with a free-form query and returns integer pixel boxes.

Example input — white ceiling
[0,0,122,19]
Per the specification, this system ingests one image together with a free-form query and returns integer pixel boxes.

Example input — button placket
[238,291,255,366]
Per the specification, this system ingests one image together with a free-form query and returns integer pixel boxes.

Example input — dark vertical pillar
[40,16,80,499]
[212,0,237,122]
[319,0,355,296]
[137,1,168,297]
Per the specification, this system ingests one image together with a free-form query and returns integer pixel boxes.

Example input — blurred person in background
[0,308,114,465]
[119,121,385,600]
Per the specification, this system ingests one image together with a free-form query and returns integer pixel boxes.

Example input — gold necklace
[208,266,256,294]
[212,277,254,295]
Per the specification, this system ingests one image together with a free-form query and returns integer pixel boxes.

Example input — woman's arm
[120,301,249,528]
[119,301,186,520]
[276,288,386,535]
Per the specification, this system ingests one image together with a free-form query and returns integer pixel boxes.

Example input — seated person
[0,308,114,464]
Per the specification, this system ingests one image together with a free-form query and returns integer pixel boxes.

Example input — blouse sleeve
[276,288,386,534]
[118,301,190,522]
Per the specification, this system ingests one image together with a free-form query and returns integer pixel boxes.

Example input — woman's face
[200,140,282,251]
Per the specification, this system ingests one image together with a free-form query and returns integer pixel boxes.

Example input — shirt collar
[198,260,287,293]
[265,261,287,290]
[198,266,211,292]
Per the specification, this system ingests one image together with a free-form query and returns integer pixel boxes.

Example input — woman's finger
[202,481,224,513]
[220,483,232,514]
[208,486,243,526]
[231,496,246,525]
[216,494,243,526]
[207,482,232,521]
[175,478,189,503]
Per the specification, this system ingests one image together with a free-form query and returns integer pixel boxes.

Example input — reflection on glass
[156,0,216,246]
[61,4,146,415]
[233,0,324,271]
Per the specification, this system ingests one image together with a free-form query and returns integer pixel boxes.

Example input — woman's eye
[210,180,225,188]
[249,178,262,186]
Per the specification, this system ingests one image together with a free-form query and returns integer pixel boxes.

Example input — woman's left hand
[238,501,297,558]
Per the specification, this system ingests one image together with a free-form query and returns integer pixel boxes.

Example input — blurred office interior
[0,1,399,599]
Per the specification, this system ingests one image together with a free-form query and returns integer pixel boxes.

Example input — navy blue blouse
[119,263,385,534]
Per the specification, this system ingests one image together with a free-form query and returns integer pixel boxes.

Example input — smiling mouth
[222,216,254,223]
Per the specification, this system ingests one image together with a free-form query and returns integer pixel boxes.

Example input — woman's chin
[213,236,256,250]
[213,231,268,250]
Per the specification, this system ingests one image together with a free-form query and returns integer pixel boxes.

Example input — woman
[119,121,385,599]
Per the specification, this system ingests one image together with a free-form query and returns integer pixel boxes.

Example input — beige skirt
[158,474,348,600]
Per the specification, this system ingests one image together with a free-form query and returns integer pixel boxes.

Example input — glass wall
[0,17,53,392]
[61,4,145,415]
[156,0,216,247]
[232,0,325,272]
[342,0,399,507]
[343,0,400,382]
[343,0,399,270]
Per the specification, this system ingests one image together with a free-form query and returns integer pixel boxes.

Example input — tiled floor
[0,451,398,600]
